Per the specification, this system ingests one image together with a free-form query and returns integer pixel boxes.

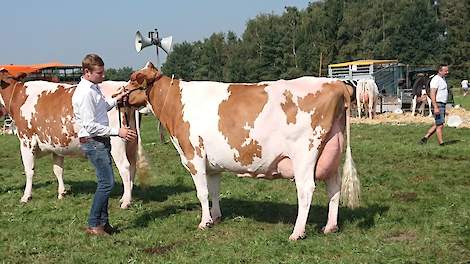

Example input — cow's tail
[341,84,360,209]
[135,109,151,188]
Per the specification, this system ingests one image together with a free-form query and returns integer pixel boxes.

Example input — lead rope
[157,74,174,143]
[117,85,126,129]
[159,74,174,116]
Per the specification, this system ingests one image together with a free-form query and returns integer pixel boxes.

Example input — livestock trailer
[328,60,435,112]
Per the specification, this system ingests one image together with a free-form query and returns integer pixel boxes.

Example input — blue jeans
[80,137,115,227]
[434,102,446,126]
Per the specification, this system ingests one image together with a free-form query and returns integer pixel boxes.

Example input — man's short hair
[437,64,448,72]
[82,54,104,72]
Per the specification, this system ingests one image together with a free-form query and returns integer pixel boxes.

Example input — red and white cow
[356,79,379,119]
[0,68,148,208]
[124,62,360,240]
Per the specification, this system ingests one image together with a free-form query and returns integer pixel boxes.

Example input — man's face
[439,66,449,78]
[84,65,105,84]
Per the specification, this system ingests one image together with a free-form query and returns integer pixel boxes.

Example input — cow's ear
[145,61,155,70]
[0,80,9,90]
[136,73,145,84]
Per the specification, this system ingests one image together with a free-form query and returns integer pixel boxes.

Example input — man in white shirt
[72,54,137,236]
[462,79,468,96]
[419,64,449,145]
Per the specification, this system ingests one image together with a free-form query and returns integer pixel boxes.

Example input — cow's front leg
[20,144,35,203]
[290,155,316,240]
[190,169,212,229]
[52,154,66,199]
[207,173,222,224]
[110,138,133,209]
[323,169,341,234]
[412,96,417,116]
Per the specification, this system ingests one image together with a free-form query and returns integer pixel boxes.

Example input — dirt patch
[385,230,417,242]
[143,242,182,255]
[351,106,470,128]
[392,192,418,202]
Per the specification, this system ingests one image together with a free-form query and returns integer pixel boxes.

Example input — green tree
[105,67,133,81]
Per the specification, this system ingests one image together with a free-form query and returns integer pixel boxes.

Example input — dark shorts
[434,102,446,126]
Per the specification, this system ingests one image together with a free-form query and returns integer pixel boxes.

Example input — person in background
[419,64,449,146]
[461,79,468,96]
[72,53,137,236]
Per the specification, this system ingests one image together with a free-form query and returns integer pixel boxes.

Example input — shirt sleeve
[105,97,117,111]
[429,77,438,90]
[78,91,114,136]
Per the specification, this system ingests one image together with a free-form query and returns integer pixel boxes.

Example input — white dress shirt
[72,77,119,138]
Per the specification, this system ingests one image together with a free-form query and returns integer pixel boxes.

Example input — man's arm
[79,92,118,136]
[430,87,439,115]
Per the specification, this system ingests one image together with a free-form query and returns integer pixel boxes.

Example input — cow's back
[16,81,78,153]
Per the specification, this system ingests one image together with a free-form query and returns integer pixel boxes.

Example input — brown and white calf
[124,62,360,240]
[356,79,379,119]
[0,68,148,208]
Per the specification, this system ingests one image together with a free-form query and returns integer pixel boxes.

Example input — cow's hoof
[120,201,131,209]
[321,226,338,234]
[198,220,213,230]
[57,191,68,200]
[212,217,222,225]
[288,232,306,241]
[20,196,32,203]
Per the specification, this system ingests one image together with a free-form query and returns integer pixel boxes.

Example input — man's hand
[112,87,130,102]
[118,127,137,142]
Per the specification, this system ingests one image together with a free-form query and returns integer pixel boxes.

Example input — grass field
[1,114,470,263]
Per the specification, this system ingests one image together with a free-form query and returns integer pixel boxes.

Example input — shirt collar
[80,77,100,90]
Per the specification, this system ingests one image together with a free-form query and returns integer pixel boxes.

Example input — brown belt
[79,136,110,144]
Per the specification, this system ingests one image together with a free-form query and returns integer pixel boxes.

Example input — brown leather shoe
[85,226,108,236]
[101,223,117,235]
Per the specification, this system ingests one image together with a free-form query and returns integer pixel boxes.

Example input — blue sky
[1,0,310,69]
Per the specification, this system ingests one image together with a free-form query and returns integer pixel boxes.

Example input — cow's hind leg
[290,154,317,240]
[323,169,341,234]
[207,173,222,224]
[52,153,66,199]
[427,96,432,117]
[20,145,35,203]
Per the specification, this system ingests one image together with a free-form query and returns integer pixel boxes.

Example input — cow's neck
[147,75,183,135]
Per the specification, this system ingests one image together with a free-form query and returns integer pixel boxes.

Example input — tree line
[160,0,468,82]
[106,0,468,82]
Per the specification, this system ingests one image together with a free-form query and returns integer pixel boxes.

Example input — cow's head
[125,62,160,107]
[0,68,27,90]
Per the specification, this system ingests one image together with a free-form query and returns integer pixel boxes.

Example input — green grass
[453,91,470,109]
[1,116,470,263]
